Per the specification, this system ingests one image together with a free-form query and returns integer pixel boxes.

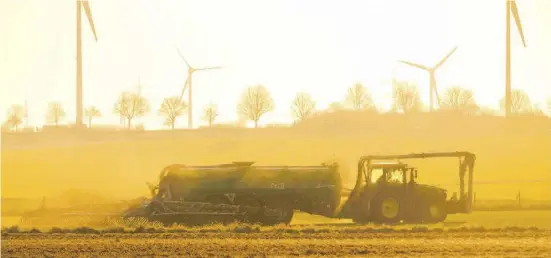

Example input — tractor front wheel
[424,202,448,223]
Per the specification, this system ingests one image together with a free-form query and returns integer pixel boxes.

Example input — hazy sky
[1,0,550,129]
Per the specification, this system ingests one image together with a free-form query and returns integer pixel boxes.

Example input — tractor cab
[368,162,418,185]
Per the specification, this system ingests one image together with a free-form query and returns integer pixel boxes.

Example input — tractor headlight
[142,199,151,207]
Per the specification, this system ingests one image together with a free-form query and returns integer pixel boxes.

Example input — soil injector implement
[20,151,475,227]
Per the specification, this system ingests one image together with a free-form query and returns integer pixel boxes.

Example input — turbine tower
[398,46,458,111]
[24,100,29,127]
[175,46,222,129]
[505,0,527,117]
[76,0,98,127]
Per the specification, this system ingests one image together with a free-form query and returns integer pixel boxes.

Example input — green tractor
[338,152,476,224]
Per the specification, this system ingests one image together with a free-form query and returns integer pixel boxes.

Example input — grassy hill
[2,111,550,201]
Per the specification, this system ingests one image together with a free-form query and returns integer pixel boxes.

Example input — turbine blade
[82,1,98,41]
[511,1,527,47]
[180,77,189,102]
[398,60,430,71]
[196,66,223,71]
[174,46,191,68]
[434,46,458,69]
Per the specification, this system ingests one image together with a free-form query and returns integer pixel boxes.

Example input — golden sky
[1,0,550,129]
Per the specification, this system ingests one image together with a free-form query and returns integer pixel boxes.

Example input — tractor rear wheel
[371,193,403,224]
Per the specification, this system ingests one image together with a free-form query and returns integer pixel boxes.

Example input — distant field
[3,125,550,201]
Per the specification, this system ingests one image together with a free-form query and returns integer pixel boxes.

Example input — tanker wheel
[233,195,264,224]
[351,199,371,224]
[260,199,294,226]
[371,193,403,224]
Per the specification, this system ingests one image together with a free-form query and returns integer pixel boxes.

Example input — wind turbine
[398,46,458,112]
[505,0,527,117]
[75,0,98,127]
[175,46,222,129]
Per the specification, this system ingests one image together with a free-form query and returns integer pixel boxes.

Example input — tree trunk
[88,117,92,128]
[171,122,175,130]
[254,120,258,128]
[127,118,132,129]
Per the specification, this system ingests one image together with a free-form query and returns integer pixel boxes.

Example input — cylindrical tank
[157,162,342,217]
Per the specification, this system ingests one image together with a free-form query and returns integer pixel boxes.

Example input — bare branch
[292,92,316,122]
[5,104,24,131]
[85,106,102,128]
[159,96,187,130]
[237,84,274,128]
[392,81,422,114]
[114,91,150,129]
[345,83,374,110]
[440,86,479,115]
[46,102,66,126]
[202,102,219,128]
[500,89,532,115]
[328,101,344,112]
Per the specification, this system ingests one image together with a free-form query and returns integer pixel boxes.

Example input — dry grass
[4,209,551,234]
[2,229,550,257]
[2,208,550,257]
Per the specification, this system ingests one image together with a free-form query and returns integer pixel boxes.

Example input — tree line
[2,82,550,132]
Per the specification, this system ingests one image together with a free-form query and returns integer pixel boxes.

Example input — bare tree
[345,83,374,110]
[202,102,219,128]
[500,89,532,114]
[237,84,274,128]
[292,92,316,122]
[84,106,102,128]
[478,106,499,116]
[159,96,187,130]
[530,104,545,116]
[392,81,422,114]
[46,102,66,126]
[440,86,478,114]
[5,104,24,131]
[114,91,150,129]
[328,101,344,112]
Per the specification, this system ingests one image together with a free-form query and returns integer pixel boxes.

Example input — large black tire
[422,202,448,223]
[259,199,294,226]
[234,195,265,224]
[350,199,371,224]
[370,192,404,224]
